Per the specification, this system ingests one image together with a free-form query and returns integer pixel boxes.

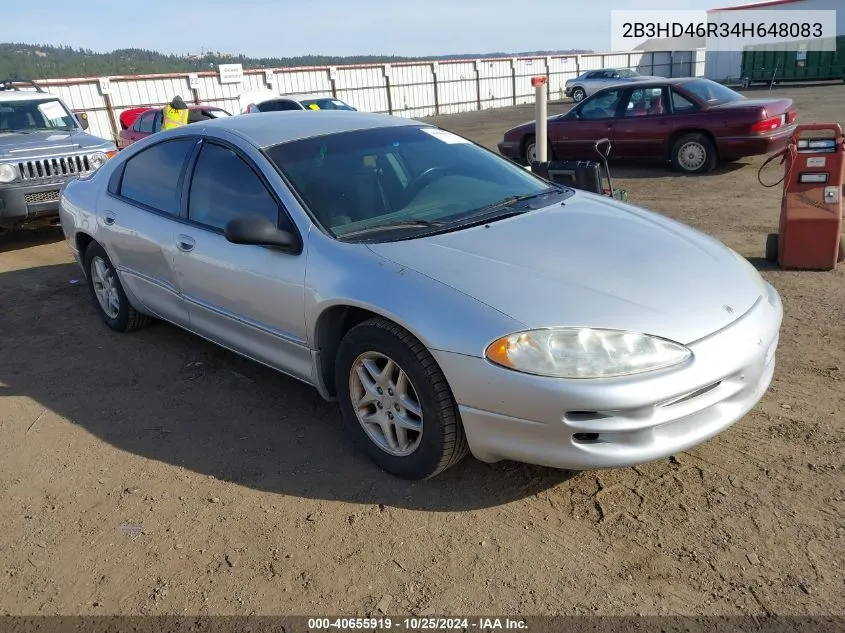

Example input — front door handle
[176,234,195,252]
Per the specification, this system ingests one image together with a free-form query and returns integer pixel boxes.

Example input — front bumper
[497,140,522,161]
[433,282,783,471]
[0,181,67,228]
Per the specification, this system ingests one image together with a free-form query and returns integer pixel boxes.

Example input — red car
[497,77,797,174]
[117,105,231,149]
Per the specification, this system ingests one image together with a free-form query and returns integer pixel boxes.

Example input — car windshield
[265,125,569,241]
[0,98,77,133]
[681,78,745,104]
[299,98,356,111]
[618,69,639,78]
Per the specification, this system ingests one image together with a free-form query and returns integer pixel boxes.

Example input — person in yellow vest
[161,95,190,131]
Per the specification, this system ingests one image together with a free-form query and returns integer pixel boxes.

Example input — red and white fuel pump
[762,123,845,270]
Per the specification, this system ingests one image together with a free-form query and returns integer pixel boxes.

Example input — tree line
[0,43,592,80]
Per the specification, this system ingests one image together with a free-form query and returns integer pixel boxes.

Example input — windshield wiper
[337,218,448,239]
[467,188,563,216]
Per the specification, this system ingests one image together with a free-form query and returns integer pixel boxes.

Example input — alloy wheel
[90,255,120,319]
[348,351,424,457]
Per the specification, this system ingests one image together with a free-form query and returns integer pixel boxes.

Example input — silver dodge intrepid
[58,110,783,480]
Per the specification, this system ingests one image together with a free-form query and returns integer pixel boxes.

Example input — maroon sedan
[117,105,231,149]
[497,77,797,174]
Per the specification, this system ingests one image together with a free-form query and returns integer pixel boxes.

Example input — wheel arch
[520,133,555,163]
[312,303,433,400]
[75,231,96,272]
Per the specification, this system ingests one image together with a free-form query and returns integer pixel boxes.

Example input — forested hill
[0,43,592,79]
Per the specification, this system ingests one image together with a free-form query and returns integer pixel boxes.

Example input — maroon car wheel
[523,137,552,165]
[671,133,717,174]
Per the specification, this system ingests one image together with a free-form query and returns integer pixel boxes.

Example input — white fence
[36,49,705,142]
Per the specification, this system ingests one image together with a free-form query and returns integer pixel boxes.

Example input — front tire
[571,87,586,102]
[335,318,469,480]
[523,136,552,166]
[671,132,717,174]
[83,241,151,332]
[524,137,537,165]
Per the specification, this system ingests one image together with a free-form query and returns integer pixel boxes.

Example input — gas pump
[760,123,845,270]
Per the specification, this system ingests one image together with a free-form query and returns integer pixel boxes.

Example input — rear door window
[118,138,195,215]
[133,111,155,133]
[258,99,302,112]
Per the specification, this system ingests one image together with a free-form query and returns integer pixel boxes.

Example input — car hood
[367,193,765,345]
[0,130,113,158]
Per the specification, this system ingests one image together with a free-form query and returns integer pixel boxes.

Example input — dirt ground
[1,83,844,618]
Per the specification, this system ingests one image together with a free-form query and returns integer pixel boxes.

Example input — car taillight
[751,116,782,133]
[787,111,797,124]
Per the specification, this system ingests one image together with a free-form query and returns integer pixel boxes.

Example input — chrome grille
[24,190,61,204]
[17,154,94,181]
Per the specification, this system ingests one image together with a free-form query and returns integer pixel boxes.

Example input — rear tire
[335,318,469,480]
[671,133,718,174]
[83,241,151,333]
[765,233,779,263]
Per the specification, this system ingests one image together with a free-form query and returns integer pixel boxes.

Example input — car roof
[137,104,226,112]
[287,93,340,101]
[0,91,62,103]
[592,76,703,91]
[196,110,423,148]
[256,93,341,103]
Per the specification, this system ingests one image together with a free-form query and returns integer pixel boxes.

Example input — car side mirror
[224,214,299,251]
[75,112,90,130]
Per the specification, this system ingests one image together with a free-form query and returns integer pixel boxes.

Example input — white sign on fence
[218,63,244,84]
[188,73,200,89]
[97,77,111,95]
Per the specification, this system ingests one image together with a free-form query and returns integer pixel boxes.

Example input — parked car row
[116,90,358,149]
[499,77,798,174]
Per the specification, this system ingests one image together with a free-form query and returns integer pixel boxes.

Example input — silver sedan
[565,68,663,102]
[58,111,782,480]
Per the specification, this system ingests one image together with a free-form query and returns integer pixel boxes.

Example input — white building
[705,0,845,83]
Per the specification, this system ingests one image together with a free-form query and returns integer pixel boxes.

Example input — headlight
[89,152,107,169]
[0,163,17,183]
[485,327,692,379]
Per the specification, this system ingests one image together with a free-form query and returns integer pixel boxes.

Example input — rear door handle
[176,234,195,252]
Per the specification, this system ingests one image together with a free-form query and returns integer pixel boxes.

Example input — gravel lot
[1,83,843,617]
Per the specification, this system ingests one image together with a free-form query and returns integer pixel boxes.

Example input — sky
[4,0,754,58]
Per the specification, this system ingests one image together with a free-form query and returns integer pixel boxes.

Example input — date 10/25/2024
[307,617,529,630]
